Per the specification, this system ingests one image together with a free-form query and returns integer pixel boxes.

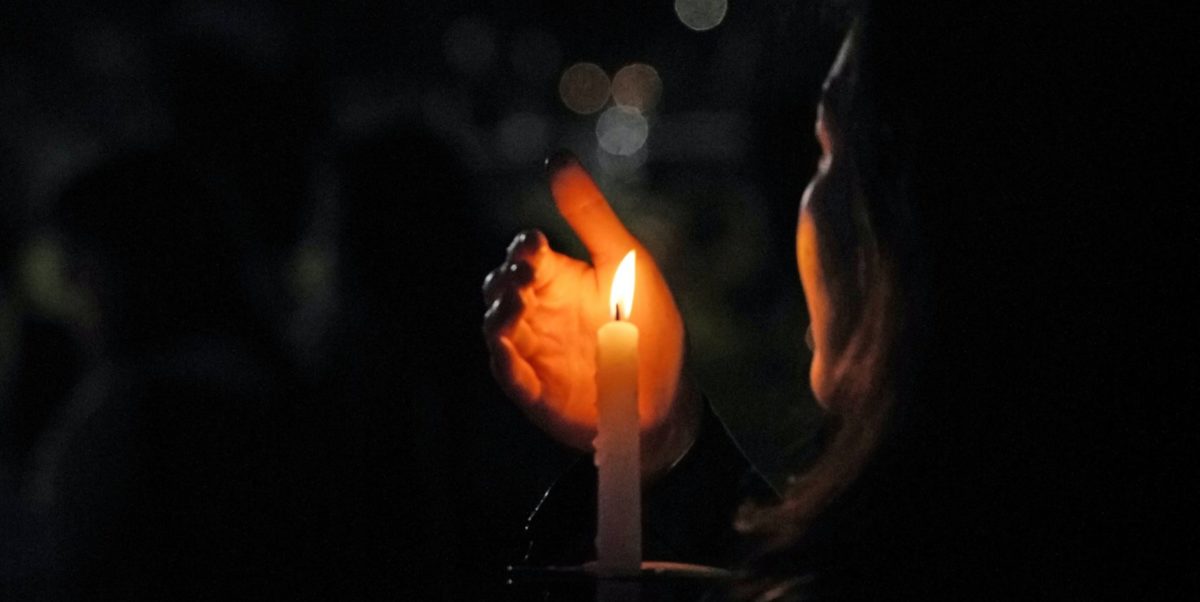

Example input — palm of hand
[486,236,684,452]
[484,154,689,457]
[515,252,608,449]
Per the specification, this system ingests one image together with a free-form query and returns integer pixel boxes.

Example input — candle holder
[507,560,733,601]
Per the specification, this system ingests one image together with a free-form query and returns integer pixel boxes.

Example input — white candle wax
[594,249,641,575]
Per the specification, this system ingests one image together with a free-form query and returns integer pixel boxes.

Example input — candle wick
[615,305,622,321]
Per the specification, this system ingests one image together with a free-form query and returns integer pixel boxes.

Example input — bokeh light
[558,62,610,115]
[611,63,662,112]
[597,144,648,177]
[596,106,648,156]
[674,0,728,32]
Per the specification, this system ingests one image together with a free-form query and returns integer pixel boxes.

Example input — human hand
[483,152,700,480]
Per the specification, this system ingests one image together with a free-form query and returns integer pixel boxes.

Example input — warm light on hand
[482,152,700,482]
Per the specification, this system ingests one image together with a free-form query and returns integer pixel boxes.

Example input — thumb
[546,150,638,267]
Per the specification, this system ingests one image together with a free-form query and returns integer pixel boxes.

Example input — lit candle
[594,249,641,574]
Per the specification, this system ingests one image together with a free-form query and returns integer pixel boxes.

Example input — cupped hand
[482,152,700,480]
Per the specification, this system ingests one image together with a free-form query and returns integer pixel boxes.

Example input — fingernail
[545,148,579,177]
[507,233,526,254]
[509,229,544,256]
[509,261,533,283]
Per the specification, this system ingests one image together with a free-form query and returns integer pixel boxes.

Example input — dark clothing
[514,401,777,601]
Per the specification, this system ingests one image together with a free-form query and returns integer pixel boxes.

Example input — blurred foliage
[16,235,94,326]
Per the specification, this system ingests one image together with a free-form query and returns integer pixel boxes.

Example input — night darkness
[1,1,1189,600]
[0,1,849,599]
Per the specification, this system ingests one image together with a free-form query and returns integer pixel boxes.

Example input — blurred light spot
[497,112,550,164]
[558,62,610,115]
[444,16,496,76]
[289,244,334,302]
[18,234,92,323]
[511,29,562,85]
[674,0,728,31]
[596,106,648,156]
[597,144,648,177]
[611,63,663,112]
[19,236,69,315]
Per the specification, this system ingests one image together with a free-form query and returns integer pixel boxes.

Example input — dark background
[1,1,854,599]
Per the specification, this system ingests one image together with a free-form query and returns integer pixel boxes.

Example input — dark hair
[734,1,1170,599]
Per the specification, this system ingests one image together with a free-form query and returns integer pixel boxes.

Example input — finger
[482,230,546,303]
[483,287,542,359]
[510,230,570,292]
[488,335,543,404]
[483,287,524,338]
[481,260,534,306]
[546,150,638,266]
[505,229,548,263]
[508,315,540,358]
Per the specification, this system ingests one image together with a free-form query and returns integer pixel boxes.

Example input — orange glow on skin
[800,98,836,410]
[798,205,833,409]
[486,153,698,482]
[547,162,682,433]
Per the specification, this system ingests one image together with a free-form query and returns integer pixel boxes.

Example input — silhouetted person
[162,20,325,368]
[33,148,314,600]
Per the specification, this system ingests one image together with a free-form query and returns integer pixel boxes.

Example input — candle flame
[610,250,636,320]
